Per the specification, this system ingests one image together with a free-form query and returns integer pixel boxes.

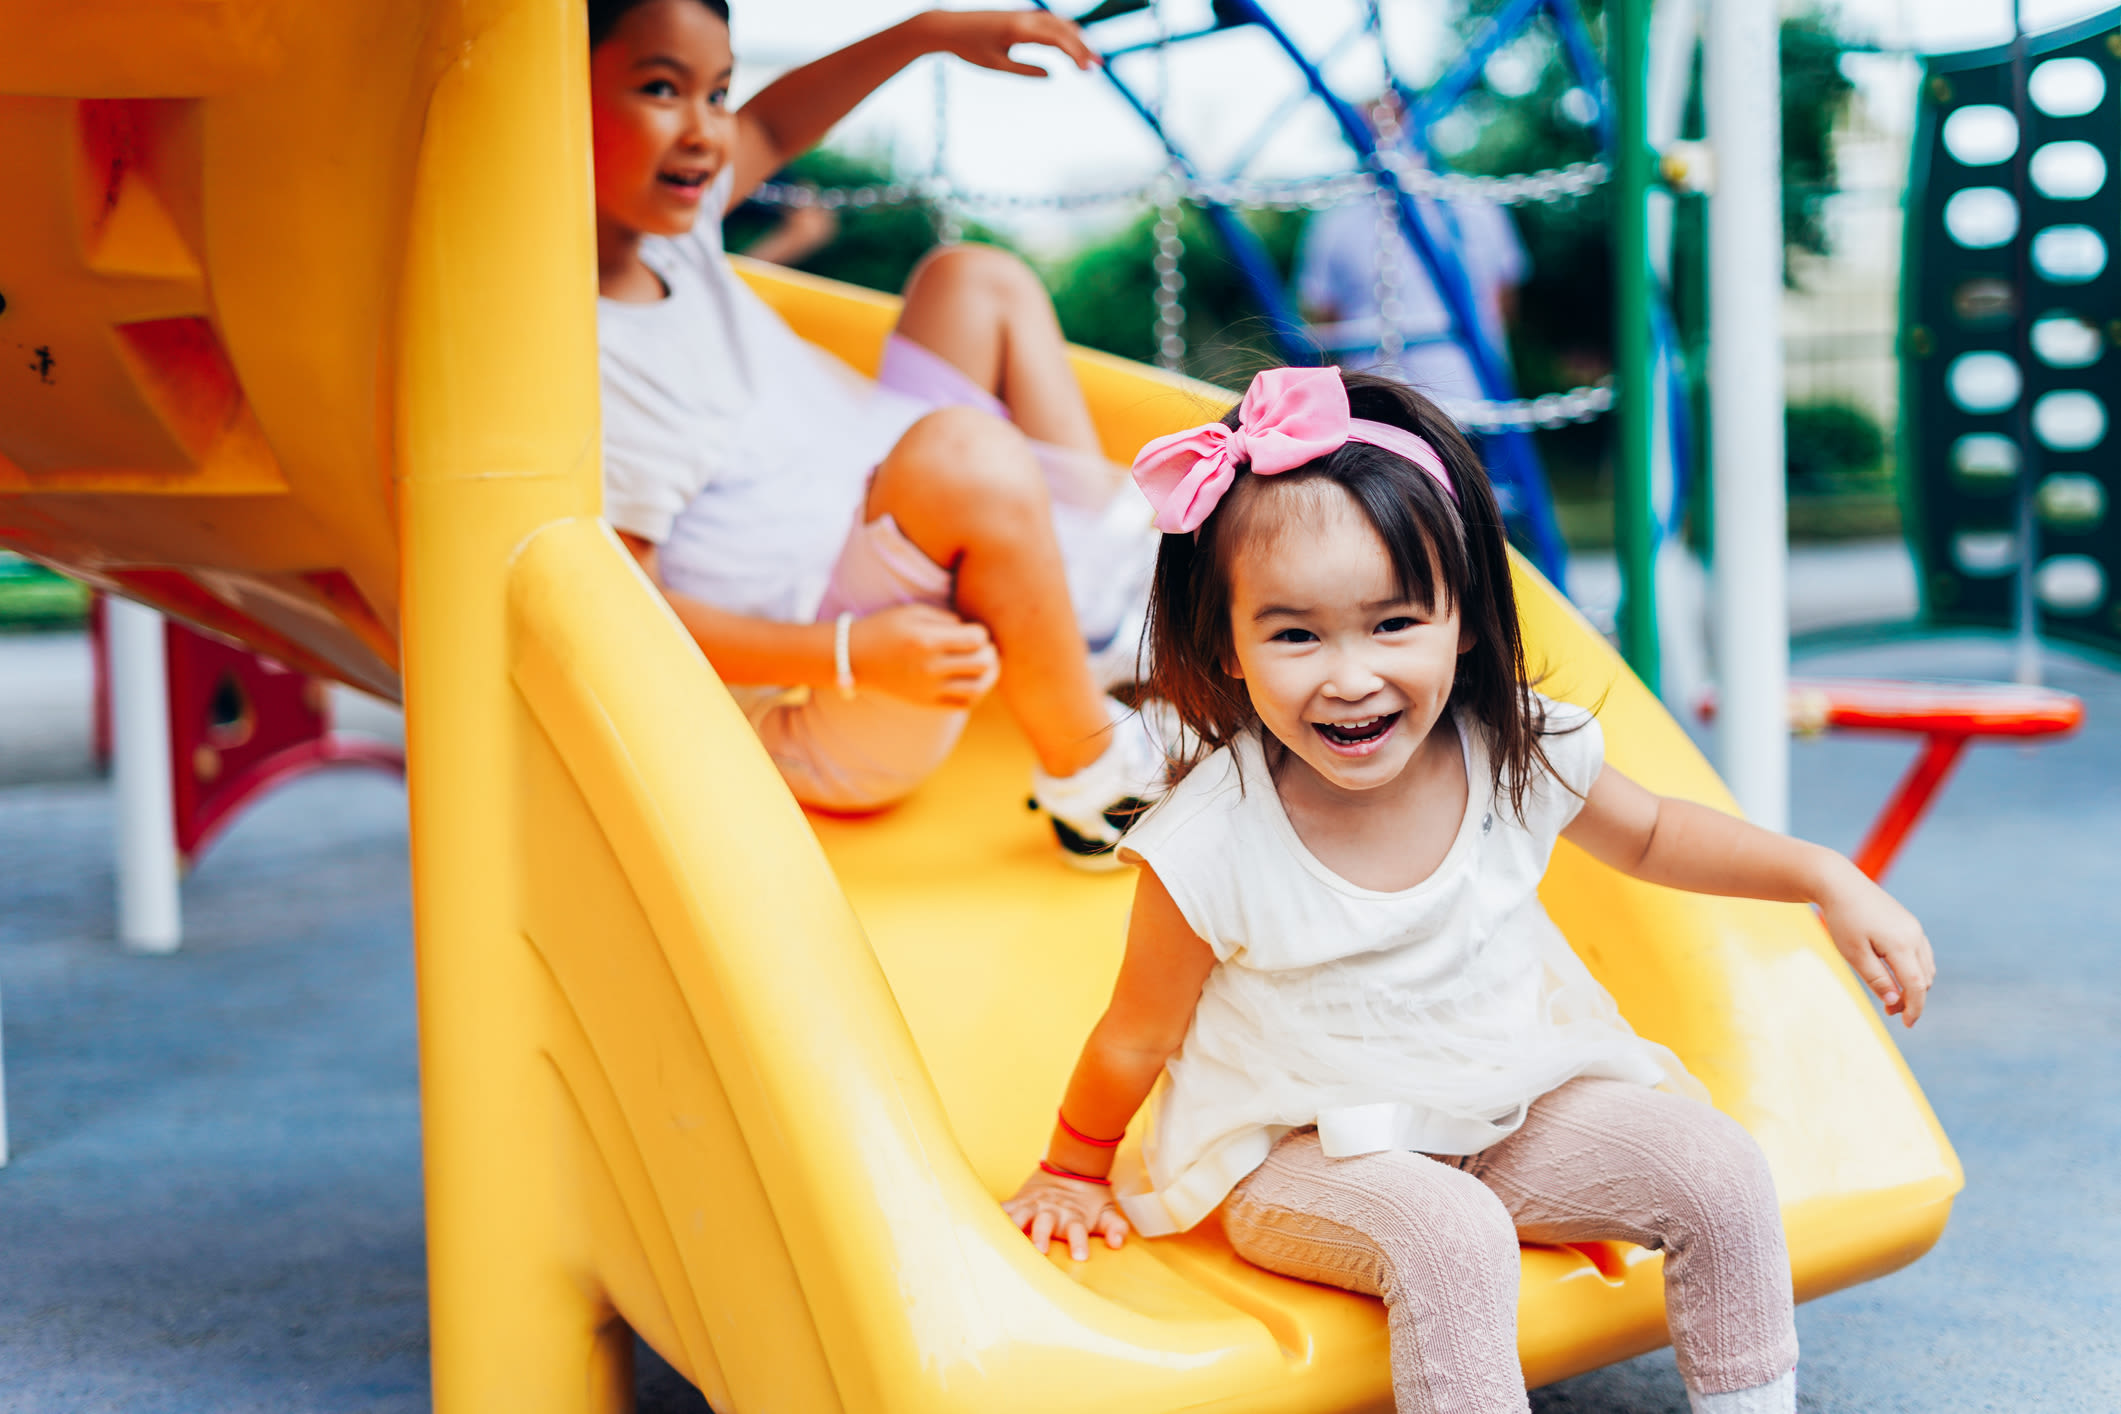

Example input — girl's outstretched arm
[1563,765,1937,1025]
[726,10,1097,206]
[1002,865,1216,1261]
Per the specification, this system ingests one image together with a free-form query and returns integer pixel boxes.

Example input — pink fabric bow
[1132,367,1356,534]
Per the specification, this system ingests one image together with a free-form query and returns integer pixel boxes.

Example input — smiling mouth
[658,170,711,191]
[1313,712,1400,749]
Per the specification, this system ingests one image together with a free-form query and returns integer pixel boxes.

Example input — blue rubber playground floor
[0,625,2115,1412]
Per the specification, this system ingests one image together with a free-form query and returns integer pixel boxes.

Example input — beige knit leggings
[1222,1078,1797,1414]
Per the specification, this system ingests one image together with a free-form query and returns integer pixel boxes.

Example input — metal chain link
[1368,94,1407,372]
[1438,378,1614,432]
[1151,173,1187,372]
[929,59,962,245]
[750,158,1607,217]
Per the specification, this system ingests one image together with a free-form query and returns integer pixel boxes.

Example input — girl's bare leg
[892,244,1102,457]
[866,407,1110,777]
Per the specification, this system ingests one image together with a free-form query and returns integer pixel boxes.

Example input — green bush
[1785,399,1885,493]
[0,553,88,629]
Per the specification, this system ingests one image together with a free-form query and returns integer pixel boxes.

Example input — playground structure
[85,593,404,950]
[0,2,1962,1408]
[1903,11,2121,667]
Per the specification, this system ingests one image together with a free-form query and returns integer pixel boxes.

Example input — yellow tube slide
[0,2,1955,1408]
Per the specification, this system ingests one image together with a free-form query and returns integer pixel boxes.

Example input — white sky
[726,0,2121,252]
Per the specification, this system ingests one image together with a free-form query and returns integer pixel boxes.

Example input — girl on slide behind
[590,0,1169,863]
[1002,367,1937,1413]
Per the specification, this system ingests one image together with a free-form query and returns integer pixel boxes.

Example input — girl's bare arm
[725,10,1096,206]
[1563,764,1937,1025]
[1002,866,1217,1260]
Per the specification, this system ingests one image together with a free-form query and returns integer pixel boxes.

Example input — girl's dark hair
[1144,369,1568,817]
[589,0,728,49]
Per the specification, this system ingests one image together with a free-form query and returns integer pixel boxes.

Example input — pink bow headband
[1130,366,1455,534]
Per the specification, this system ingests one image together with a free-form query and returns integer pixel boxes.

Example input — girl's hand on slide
[1002,1170,1130,1262]
[850,603,1000,709]
[1818,864,1937,1026]
[928,10,1100,78]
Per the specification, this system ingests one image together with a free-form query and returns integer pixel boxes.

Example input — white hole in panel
[1953,529,2019,576]
[2035,554,2106,612]
[2030,57,2106,118]
[2031,312,2103,367]
[2033,389,2106,449]
[2032,224,2108,283]
[2031,140,2107,199]
[1942,105,2019,165]
[2037,472,2107,529]
[1947,352,2021,413]
[1951,433,2020,486]
[1943,186,2018,248]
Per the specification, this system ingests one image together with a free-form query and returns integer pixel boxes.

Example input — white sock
[1687,1369,1795,1414]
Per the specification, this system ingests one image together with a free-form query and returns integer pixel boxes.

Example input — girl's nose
[682,102,730,153]
[1320,649,1385,700]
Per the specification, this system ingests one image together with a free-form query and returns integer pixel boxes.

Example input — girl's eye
[1270,627,1318,644]
[1376,616,1419,634]
[639,79,679,98]
[708,87,730,109]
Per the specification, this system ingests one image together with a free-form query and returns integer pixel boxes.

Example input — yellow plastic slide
[0,2,1957,1409]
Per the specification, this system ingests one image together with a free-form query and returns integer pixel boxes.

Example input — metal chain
[1152,172,1187,372]
[750,158,1608,217]
[929,59,962,245]
[1439,379,1614,432]
[1368,93,1407,372]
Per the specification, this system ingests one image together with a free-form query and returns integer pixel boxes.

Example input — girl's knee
[1651,1104,1782,1245]
[1356,1156,1522,1284]
[908,241,1043,306]
[881,409,1046,523]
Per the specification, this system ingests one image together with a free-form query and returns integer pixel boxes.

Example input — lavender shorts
[745,335,1154,814]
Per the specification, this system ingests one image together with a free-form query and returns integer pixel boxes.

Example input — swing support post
[1706,0,1790,832]
[1611,0,1659,693]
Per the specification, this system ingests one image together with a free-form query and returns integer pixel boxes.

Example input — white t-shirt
[596,167,929,623]
[1115,698,1690,1237]
[1295,194,1527,400]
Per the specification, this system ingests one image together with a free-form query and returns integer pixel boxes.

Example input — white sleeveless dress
[1115,700,1697,1236]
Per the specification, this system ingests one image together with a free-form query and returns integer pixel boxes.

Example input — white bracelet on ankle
[834,611,857,701]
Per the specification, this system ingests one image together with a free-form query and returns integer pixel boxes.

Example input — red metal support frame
[87,591,405,869]
[1702,676,2084,884]
[1851,733,1970,882]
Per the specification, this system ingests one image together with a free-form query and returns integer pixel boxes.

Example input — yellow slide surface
[0,3,1958,1410]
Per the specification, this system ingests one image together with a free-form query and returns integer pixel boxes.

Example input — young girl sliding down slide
[1003,368,1938,1413]
[589,0,1167,861]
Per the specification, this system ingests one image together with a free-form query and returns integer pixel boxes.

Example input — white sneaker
[1031,697,1188,870]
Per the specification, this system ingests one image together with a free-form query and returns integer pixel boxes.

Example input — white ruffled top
[1114,699,1695,1237]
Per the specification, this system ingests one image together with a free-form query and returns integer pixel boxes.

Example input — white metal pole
[109,596,182,951]
[1706,0,1789,832]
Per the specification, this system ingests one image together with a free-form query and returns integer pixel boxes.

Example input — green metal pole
[1611,0,1660,693]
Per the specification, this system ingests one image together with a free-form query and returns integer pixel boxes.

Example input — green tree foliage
[1045,205,1308,385]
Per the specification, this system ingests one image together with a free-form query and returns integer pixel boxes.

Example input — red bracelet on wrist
[1039,1158,1112,1187]
[1056,1109,1122,1148]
